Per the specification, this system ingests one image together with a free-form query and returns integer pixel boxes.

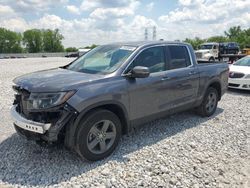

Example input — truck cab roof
[109,41,190,48]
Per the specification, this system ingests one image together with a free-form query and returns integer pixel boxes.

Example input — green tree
[184,37,205,50]
[84,44,98,49]
[207,36,228,43]
[224,26,250,48]
[65,47,78,52]
[235,28,250,49]
[43,29,64,52]
[0,28,23,53]
[224,26,242,39]
[23,29,43,53]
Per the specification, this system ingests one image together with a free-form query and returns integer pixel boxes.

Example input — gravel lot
[0,58,249,188]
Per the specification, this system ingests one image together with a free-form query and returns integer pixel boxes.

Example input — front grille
[228,83,240,87]
[229,72,244,78]
[195,52,202,59]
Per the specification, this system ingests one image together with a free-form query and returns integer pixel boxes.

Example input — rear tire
[75,109,122,161]
[196,87,218,117]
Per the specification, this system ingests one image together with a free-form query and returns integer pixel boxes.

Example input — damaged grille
[12,85,62,124]
[13,85,30,116]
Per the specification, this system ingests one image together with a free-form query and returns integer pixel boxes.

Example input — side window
[167,46,191,70]
[132,46,166,73]
[213,45,218,49]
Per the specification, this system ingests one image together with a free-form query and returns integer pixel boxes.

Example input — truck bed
[197,60,225,64]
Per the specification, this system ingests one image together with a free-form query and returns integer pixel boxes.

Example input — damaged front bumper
[10,104,78,142]
[11,105,51,134]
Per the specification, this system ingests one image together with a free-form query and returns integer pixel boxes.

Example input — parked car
[220,42,240,55]
[65,52,79,58]
[228,55,250,90]
[11,41,229,161]
[78,48,91,56]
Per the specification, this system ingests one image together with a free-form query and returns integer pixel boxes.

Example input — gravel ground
[0,58,249,188]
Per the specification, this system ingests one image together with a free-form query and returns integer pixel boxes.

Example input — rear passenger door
[163,45,200,109]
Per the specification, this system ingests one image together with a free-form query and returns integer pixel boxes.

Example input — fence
[0,52,68,59]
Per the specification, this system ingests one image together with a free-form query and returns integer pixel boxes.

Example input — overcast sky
[0,0,249,47]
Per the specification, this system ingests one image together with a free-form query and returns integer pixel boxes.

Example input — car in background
[220,42,240,55]
[78,48,91,56]
[228,56,250,90]
[65,52,79,58]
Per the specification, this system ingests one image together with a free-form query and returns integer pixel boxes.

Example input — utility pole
[144,28,148,40]
[153,26,156,40]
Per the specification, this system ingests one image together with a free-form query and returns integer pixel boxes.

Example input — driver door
[126,46,170,122]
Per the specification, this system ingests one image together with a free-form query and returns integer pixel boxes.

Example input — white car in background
[228,56,250,90]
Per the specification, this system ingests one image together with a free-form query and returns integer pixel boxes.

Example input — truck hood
[13,68,106,92]
[229,65,250,74]
[195,49,210,53]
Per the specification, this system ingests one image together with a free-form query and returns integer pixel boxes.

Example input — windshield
[67,45,136,74]
[233,56,250,66]
[200,45,213,50]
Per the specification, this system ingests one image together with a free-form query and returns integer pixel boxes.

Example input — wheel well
[88,104,128,135]
[209,82,221,100]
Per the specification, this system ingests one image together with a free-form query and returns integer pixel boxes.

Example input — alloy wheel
[205,92,217,113]
[87,120,117,154]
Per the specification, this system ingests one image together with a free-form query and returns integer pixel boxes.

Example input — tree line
[0,27,97,53]
[184,26,250,50]
[1,26,249,53]
[0,28,65,53]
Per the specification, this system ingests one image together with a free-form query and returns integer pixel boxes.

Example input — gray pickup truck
[11,41,229,161]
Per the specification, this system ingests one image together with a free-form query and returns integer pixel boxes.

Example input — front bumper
[10,104,78,142]
[11,105,51,134]
[228,78,250,90]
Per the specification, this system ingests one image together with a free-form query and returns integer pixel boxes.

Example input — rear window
[167,46,191,70]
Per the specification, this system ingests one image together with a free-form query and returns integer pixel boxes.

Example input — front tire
[197,87,218,117]
[209,57,215,62]
[75,109,122,161]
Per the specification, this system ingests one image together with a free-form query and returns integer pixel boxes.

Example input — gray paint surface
[13,41,229,123]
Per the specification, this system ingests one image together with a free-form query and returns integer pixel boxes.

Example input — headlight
[27,91,75,110]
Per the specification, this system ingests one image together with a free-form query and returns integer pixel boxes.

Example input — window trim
[165,44,194,71]
[122,44,194,76]
[122,44,168,75]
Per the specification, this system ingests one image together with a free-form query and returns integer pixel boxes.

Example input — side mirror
[130,66,150,78]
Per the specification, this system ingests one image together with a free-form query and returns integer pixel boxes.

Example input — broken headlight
[27,91,75,110]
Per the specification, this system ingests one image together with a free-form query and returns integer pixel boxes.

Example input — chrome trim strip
[10,105,51,134]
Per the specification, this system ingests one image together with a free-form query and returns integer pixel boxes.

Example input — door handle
[189,71,197,75]
[161,76,171,81]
